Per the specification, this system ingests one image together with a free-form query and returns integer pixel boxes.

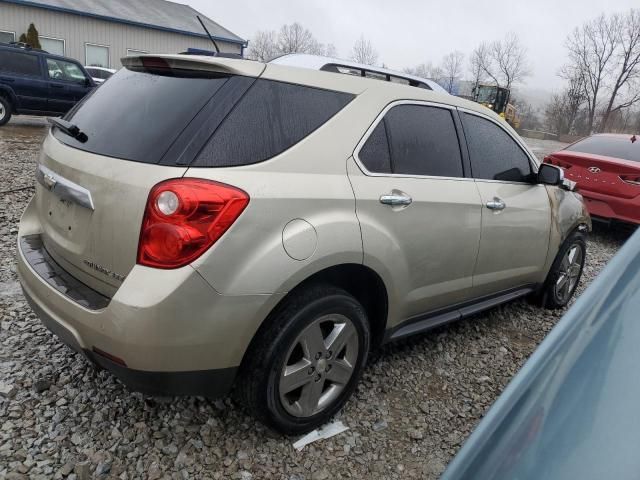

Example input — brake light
[137,178,249,269]
[620,175,640,186]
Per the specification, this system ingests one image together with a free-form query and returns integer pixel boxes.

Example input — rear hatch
[548,151,640,200]
[35,55,264,297]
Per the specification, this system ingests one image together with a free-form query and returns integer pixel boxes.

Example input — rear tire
[236,284,370,435]
[538,231,587,309]
[0,96,12,126]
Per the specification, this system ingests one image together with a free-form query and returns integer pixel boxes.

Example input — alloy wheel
[0,103,5,122]
[279,314,359,417]
[554,244,583,304]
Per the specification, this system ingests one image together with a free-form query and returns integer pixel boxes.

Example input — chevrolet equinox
[17,55,590,434]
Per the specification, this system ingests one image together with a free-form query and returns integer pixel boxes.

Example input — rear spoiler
[121,54,266,78]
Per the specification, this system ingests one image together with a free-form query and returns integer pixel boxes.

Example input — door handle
[50,84,64,88]
[380,193,412,206]
[486,197,506,211]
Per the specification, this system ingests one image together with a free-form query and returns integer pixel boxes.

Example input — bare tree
[545,71,587,135]
[248,23,339,62]
[565,14,619,133]
[277,22,316,54]
[440,51,465,93]
[469,43,488,89]
[490,32,530,91]
[404,62,443,83]
[350,35,379,66]
[601,9,640,131]
[247,30,279,62]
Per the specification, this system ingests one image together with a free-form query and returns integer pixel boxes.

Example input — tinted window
[462,113,532,181]
[359,121,391,173]
[46,58,86,83]
[0,50,40,76]
[55,68,229,163]
[566,135,640,162]
[384,105,463,177]
[194,79,354,167]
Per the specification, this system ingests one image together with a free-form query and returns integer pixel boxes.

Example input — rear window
[54,67,354,166]
[566,136,640,162]
[193,79,354,167]
[0,50,41,77]
[54,68,229,163]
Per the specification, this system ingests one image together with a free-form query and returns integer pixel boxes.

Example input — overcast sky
[188,0,637,91]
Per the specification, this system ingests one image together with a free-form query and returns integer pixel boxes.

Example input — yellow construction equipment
[472,84,520,129]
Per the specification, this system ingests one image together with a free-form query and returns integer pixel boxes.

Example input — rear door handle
[380,193,412,206]
[50,84,64,88]
[486,197,506,211]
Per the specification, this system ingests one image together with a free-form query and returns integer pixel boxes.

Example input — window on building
[86,44,109,68]
[127,49,149,56]
[0,50,40,76]
[0,31,16,44]
[40,37,65,56]
[46,58,87,83]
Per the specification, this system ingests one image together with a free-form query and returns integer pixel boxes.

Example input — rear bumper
[17,200,284,396]
[22,286,236,397]
[580,189,640,225]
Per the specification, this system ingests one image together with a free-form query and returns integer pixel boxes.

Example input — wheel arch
[239,263,390,371]
[0,86,17,112]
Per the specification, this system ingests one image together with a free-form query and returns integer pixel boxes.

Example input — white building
[0,0,247,68]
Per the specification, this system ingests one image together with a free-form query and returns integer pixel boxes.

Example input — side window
[46,58,87,83]
[194,79,354,167]
[0,50,40,77]
[359,121,392,173]
[384,104,464,177]
[462,113,532,181]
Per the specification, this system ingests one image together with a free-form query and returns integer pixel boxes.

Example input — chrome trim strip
[36,164,95,211]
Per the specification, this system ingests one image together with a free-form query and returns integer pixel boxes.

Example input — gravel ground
[0,120,635,479]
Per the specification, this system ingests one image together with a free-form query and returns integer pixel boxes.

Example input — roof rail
[1,41,48,53]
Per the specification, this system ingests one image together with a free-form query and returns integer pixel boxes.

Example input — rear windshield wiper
[47,118,88,143]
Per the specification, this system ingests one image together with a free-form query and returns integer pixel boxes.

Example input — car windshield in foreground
[566,135,640,162]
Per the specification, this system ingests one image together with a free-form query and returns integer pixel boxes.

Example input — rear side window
[54,68,229,163]
[566,136,640,162]
[365,104,463,177]
[194,80,354,167]
[462,113,532,181]
[0,50,40,77]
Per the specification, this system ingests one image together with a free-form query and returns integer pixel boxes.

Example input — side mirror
[538,163,564,186]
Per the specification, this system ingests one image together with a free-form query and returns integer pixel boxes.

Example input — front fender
[543,186,591,274]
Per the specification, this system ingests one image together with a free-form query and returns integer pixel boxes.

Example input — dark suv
[0,43,95,126]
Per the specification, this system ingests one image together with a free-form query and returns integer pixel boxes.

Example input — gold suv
[17,54,590,434]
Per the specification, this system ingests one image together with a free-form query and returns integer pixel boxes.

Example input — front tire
[0,96,12,126]
[540,231,587,309]
[237,284,370,435]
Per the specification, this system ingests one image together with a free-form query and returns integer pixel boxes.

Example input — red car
[545,134,640,225]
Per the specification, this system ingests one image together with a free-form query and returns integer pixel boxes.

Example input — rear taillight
[620,175,640,186]
[137,178,249,269]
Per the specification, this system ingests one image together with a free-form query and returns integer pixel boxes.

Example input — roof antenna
[197,15,220,54]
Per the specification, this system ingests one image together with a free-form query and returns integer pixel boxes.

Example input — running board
[385,286,536,342]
